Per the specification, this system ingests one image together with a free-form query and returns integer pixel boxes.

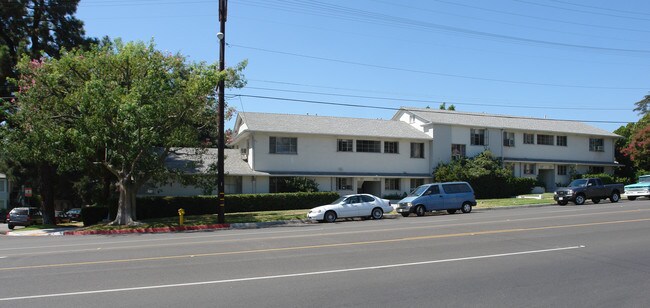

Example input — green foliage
[0,0,96,99]
[4,39,246,224]
[433,151,535,198]
[282,177,319,192]
[633,94,650,116]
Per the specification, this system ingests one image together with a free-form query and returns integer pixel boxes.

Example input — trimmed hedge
[134,191,340,220]
[82,192,340,226]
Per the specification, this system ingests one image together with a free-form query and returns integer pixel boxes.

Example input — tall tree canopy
[1,0,96,99]
[633,94,650,116]
[6,40,246,225]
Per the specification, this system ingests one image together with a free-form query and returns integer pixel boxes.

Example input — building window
[556,136,567,147]
[0,179,4,192]
[503,132,515,147]
[336,178,352,190]
[410,142,425,158]
[470,128,487,146]
[270,137,297,154]
[589,138,604,152]
[337,139,353,152]
[409,114,416,123]
[410,179,424,189]
[589,166,605,173]
[451,144,466,160]
[269,177,291,193]
[225,176,243,194]
[357,140,381,153]
[385,178,400,190]
[537,134,554,145]
[384,141,399,154]
[523,133,535,144]
[524,163,536,175]
[557,165,567,175]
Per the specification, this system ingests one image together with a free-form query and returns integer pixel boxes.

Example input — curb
[63,224,231,235]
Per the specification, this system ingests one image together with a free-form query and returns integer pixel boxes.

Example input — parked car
[624,175,650,201]
[554,178,624,205]
[65,208,82,222]
[7,207,43,230]
[55,210,70,224]
[396,182,476,217]
[307,194,393,223]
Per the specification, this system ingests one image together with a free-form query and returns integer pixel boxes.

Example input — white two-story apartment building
[229,112,434,197]
[393,107,621,191]
[141,108,620,197]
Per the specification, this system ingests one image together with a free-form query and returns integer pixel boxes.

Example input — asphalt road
[2,200,650,307]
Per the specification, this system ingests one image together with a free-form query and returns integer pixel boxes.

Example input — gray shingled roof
[400,107,620,138]
[236,112,431,140]
[165,148,268,176]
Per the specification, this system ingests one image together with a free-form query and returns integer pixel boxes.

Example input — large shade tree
[9,40,246,225]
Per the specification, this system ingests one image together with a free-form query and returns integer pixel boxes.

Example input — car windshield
[568,179,588,187]
[330,197,346,204]
[639,176,650,183]
[409,185,429,196]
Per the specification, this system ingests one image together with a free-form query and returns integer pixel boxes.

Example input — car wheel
[557,201,568,206]
[610,192,620,203]
[8,224,14,230]
[400,212,410,217]
[574,194,586,205]
[324,211,337,223]
[446,209,457,214]
[627,196,637,201]
[592,198,600,204]
[461,202,472,213]
[415,205,426,217]
[371,208,383,220]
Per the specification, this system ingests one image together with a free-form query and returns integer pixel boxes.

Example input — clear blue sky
[77,0,650,133]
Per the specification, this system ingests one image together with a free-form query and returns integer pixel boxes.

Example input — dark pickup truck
[554,178,624,205]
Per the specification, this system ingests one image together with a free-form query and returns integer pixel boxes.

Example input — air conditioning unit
[595,146,604,152]
[508,139,515,147]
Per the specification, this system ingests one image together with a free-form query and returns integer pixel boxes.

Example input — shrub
[81,206,109,226]
[382,192,407,200]
[433,150,536,198]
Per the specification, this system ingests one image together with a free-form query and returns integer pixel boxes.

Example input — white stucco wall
[249,133,431,175]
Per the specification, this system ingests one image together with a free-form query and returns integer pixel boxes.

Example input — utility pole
[217,0,227,224]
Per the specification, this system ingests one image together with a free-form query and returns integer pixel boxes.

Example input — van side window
[442,183,472,194]
[425,185,440,195]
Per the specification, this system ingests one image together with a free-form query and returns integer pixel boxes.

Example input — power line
[242,86,624,111]
[234,0,650,53]
[428,0,650,34]
[367,0,650,44]
[548,0,650,17]
[230,44,649,90]
[515,0,650,22]
[230,93,633,124]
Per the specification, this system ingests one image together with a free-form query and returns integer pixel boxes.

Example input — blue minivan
[396,182,477,217]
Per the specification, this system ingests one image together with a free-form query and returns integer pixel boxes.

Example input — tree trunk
[38,163,56,225]
[111,177,137,225]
